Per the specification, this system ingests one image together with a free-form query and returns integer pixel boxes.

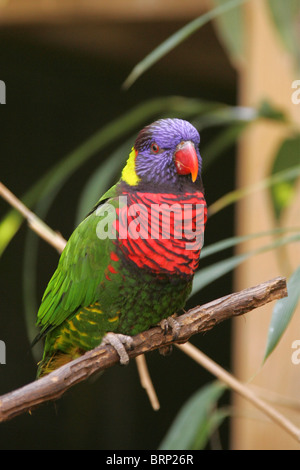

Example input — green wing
[36,184,120,338]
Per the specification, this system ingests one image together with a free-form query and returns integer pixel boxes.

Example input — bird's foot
[159,315,181,340]
[158,315,181,356]
[101,332,133,365]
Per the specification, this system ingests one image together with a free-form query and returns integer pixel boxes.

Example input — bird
[33,118,207,377]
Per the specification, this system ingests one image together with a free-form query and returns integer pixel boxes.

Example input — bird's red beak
[174,141,199,182]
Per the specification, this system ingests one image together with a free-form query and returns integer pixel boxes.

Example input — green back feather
[36,184,120,337]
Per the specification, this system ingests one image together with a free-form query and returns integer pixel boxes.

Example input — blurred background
[0,0,299,450]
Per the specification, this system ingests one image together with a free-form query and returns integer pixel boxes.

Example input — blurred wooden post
[232,0,300,450]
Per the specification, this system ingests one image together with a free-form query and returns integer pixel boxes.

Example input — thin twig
[0,182,66,253]
[135,355,160,410]
[248,384,300,412]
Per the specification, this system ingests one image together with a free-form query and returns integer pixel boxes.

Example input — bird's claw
[101,332,133,365]
[158,315,181,356]
[159,315,181,340]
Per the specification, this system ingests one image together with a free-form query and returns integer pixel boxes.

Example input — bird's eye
[150,143,160,154]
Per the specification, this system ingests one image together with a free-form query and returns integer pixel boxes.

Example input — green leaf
[22,229,42,353]
[192,408,228,450]
[202,122,247,171]
[191,232,300,296]
[267,0,300,71]
[201,226,300,259]
[192,252,249,295]
[263,265,300,363]
[194,104,258,130]
[198,101,287,171]
[122,0,249,90]
[257,100,287,122]
[158,381,227,450]
[211,0,246,66]
[191,105,261,171]
[208,164,300,217]
[269,135,300,220]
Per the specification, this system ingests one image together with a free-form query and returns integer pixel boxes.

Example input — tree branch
[2,182,299,443]
[0,276,287,423]
[0,181,66,253]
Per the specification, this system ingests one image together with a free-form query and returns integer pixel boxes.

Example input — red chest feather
[114,191,207,277]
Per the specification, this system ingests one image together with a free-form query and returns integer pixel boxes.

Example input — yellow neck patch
[121,147,140,186]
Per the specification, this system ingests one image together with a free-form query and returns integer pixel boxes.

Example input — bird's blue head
[121,118,203,191]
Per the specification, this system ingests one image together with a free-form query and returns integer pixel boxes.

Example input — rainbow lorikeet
[33,118,207,377]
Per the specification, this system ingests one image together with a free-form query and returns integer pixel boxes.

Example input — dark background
[0,19,236,449]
